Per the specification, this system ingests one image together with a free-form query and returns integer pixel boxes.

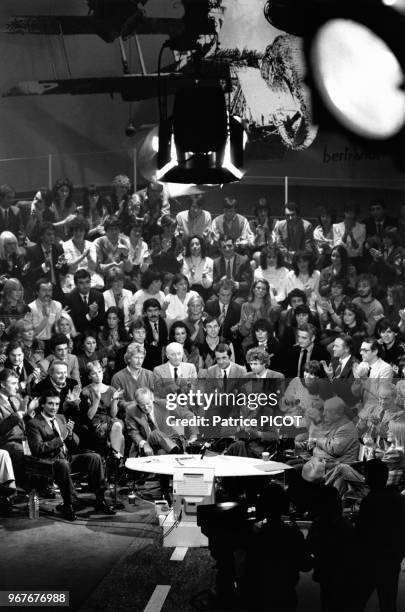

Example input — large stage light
[310,18,405,139]
[265,0,405,147]
[156,85,246,185]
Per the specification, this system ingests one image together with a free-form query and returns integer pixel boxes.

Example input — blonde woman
[0,231,27,283]
[0,278,30,330]
[53,311,78,352]
[80,360,125,459]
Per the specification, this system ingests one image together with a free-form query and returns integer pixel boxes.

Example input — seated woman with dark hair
[80,360,125,458]
[280,304,320,350]
[375,318,405,371]
[319,245,357,298]
[313,205,335,268]
[79,184,110,239]
[76,330,106,386]
[181,234,213,302]
[151,215,184,275]
[249,198,275,251]
[253,244,289,304]
[98,306,130,373]
[131,269,165,318]
[165,320,201,371]
[341,302,369,358]
[286,250,321,312]
[245,318,282,371]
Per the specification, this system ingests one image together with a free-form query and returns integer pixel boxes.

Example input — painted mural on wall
[194,0,318,156]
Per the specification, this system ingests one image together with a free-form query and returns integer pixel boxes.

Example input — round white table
[125,454,291,477]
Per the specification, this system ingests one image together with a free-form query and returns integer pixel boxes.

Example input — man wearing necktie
[0,369,39,486]
[126,388,198,457]
[0,185,23,236]
[26,390,115,521]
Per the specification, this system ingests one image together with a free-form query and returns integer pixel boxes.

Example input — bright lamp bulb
[311,19,405,139]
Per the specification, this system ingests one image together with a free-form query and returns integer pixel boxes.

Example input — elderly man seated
[125,387,198,457]
[306,397,360,470]
[153,342,197,400]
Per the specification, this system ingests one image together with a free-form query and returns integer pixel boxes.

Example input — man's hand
[143,444,153,456]
[88,302,99,318]
[112,389,124,401]
[321,360,333,378]
[307,437,317,449]
[27,397,40,417]
[65,419,75,438]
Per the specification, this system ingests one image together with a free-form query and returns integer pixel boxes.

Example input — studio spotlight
[156,85,246,184]
[265,0,405,153]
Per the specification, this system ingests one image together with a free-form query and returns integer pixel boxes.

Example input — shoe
[94,500,116,515]
[56,503,77,521]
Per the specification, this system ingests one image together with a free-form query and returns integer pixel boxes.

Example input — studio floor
[1,488,405,612]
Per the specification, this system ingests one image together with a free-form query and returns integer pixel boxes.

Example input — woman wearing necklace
[319,245,357,297]
[198,315,235,369]
[162,273,199,330]
[80,360,125,459]
[76,331,106,386]
[166,321,201,371]
[182,235,213,302]
[286,250,320,312]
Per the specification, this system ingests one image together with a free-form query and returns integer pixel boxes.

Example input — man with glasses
[352,338,393,424]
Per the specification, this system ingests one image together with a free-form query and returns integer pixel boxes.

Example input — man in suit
[39,334,80,383]
[283,324,330,379]
[65,269,105,333]
[307,397,359,468]
[25,222,68,302]
[272,202,315,265]
[32,361,80,422]
[0,185,23,237]
[362,200,398,240]
[352,338,394,425]
[322,334,357,407]
[111,343,155,417]
[205,279,242,341]
[212,236,253,301]
[3,341,37,397]
[153,342,197,400]
[26,389,115,521]
[0,368,36,484]
[142,298,168,368]
[126,387,198,457]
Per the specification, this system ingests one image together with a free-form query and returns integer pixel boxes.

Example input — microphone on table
[200,442,211,460]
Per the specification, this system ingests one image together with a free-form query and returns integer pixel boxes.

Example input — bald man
[308,397,359,468]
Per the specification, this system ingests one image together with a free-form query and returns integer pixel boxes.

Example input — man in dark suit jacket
[0,185,23,237]
[25,222,68,302]
[322,334,357,407]
[125,387,198,457]
[32,361,80,421]
[212,236,253,300]
[142,298,168,369]
[205,279,242,341]
[283,324,330,379]
[26,389,115,521]
[65,269,105,333]
[362,200,398,239]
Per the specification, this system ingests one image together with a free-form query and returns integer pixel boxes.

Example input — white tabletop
[125,454,291,477]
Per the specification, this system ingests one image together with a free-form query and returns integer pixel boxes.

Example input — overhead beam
[2,15,215,36]
[2,72,231,101]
